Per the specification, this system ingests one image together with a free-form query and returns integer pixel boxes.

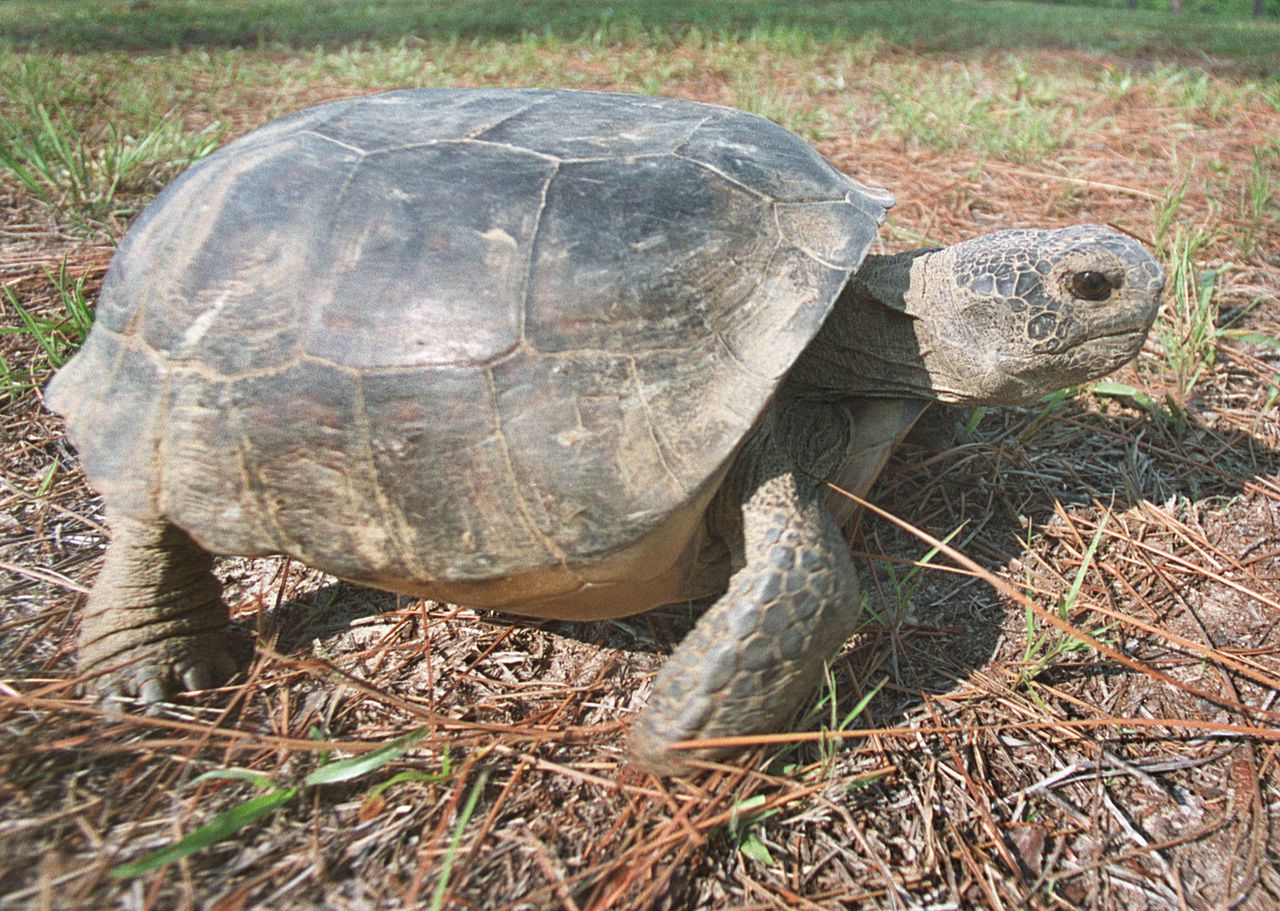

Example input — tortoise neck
[784,248,941,402]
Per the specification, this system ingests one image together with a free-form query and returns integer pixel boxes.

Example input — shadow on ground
[243,398,1278,768]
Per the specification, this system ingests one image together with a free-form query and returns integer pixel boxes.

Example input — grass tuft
[0,57,224,231]
[0,261,95,403]
[875,63,1078,163]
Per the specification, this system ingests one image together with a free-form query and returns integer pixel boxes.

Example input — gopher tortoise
[47,88,1164,775]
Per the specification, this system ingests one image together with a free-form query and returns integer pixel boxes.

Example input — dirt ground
[1,39,1278,910]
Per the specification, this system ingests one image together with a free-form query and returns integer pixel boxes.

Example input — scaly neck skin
[784,248,943,402]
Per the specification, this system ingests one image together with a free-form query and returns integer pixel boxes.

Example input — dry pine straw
[1,49,1279,911]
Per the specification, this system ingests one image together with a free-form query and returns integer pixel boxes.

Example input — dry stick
[0,559,90,592]
[1134,496,1247,576]
[1213,337,1280,389]
[662,703,1280,754]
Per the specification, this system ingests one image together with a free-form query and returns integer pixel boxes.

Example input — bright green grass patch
[1012,0,1277,15]
[0,55,225,229]
[0,262,94,404]
[0,18,1270,233]
[875,60,1082,163]
[2,1,1278,71]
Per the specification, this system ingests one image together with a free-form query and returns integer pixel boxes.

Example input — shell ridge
[714,328,772,383]
[520,161,560,347]
[669,150,772,202]
[466,94,560,142]
[298,129,367,156]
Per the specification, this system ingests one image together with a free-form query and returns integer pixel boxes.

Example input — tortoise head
[903,225,1165,405]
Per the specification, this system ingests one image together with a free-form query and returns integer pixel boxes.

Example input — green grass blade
[3,288,63,365]
[738,833,777,866]
[429,768,489,911]
[838,676,888,731]
[110,786,299,879]
[364,768,452,804]
[1090,380,1154,410]
[1220,330,1280,348]
[303,729,428,786]
[1065,514,1108,610]
[188,769,279,790]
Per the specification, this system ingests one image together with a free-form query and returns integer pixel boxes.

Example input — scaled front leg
[629,470,862,776]
[77,515,234,704]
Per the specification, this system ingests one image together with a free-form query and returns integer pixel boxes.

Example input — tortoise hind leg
[78,515,235,703]
[629,470,862,776]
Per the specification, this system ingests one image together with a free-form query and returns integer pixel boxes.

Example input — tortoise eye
[1070,271,1115,301]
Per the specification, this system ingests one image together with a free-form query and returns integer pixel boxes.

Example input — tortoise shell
[48,88,892,615]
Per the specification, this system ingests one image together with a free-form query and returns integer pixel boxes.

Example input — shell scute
[300,140,554,369]
[524,155,772,354]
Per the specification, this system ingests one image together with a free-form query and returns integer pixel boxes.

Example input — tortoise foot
[76,515,234,707]
[82,628,238,705]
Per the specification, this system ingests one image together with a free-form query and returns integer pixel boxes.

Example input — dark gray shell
[48,88,891,589]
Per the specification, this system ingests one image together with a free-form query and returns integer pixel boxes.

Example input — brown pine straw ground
[2,42,1279,910]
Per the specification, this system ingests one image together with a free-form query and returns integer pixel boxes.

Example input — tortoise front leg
[78,515,234,704]
[629,470,862,776]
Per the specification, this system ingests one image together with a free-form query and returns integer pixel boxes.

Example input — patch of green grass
[732,76,837,141]
[1,1,1278,71]
[1239,144,1278,259]
[1158,227,1224,402]
[0,262,95,403]
[1151,173,1191,251]
[812,670,887,770]
[111,730,435,879]
[1017,518,1116,697]
[0,55,224,231]
[875,63,1080,163]
[0,103,223,229]
[1095,64,1138,101]
[1147,64,1275,122]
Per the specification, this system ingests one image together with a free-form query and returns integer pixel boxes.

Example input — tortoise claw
[80,630,237,710]
[139,676,170,707]
[182,664,213,692]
